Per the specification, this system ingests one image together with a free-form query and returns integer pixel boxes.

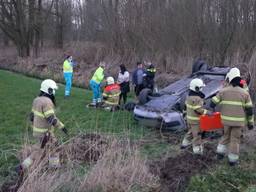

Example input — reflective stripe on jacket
[91,67,104,84]
[63,60,73,73]
[212,86,254,126]
[147,68,156,73]
[31,96,64,136]
[186,95,207,125]
[103,84,121,106]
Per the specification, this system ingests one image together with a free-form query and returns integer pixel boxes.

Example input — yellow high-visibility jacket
[91,67,104,84]
[63,60,73,73]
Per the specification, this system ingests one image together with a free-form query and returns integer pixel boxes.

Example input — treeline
[0,0,256,66]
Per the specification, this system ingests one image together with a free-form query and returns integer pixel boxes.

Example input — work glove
[248,124,254,130]
[61,127,69,136]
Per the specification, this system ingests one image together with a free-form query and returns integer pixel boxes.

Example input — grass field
[0,70,151,182]
[1,69,256,192]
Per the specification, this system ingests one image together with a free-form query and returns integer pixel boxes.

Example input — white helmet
[226,67,240,83]
[40,79,58,95]
[189,78,205,92]
[106,76,115,85]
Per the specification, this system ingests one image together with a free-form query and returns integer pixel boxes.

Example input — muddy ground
[151,144,218,192]
[150,129,256,192]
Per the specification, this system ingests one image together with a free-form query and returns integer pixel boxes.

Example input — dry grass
[248,52,256,99]
[0,43,191,88]
[79,139,159,192]
[10,134,159,192]
[1,44,255,89]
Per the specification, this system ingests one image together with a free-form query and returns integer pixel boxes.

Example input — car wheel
[138,88,153,105]
[192,61,208,74]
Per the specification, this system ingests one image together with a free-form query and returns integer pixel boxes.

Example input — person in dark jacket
[143,63,156,91]
[117,64,130,105]
[132,62,145,96]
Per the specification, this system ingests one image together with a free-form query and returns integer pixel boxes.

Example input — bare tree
[1,0,256,64]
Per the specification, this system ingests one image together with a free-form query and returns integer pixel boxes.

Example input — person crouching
[102,77,121,111]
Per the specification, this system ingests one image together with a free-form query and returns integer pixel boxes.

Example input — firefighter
[63,55,74,98]
[225,67,250,140]
[181,78,211,155]
[211,68,254,166]
[17,79,68,173]
[225,67,249,91]
[102,76,121,111]
[89,61,106,106]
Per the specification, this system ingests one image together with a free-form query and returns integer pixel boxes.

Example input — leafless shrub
[248,51,256,100]
[79,139,159,192]
[13,134,159,192]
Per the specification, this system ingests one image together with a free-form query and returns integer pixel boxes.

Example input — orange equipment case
[200,112,223,132]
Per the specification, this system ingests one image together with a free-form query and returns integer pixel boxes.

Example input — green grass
[1,69,256,192]
[0,69,150,182]
[187,150,256,192]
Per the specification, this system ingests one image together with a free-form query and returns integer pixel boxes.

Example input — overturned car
[133,62,250,132]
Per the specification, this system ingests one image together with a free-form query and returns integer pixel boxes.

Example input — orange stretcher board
[200,112,224,132]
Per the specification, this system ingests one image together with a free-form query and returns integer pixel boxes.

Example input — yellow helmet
[189,78,205,92]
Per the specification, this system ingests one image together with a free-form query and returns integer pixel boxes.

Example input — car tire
[138,88,153,105]
[192,61,208,74]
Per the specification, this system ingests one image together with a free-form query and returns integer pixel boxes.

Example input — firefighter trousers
[183,124,202,146]
[22,134,59,169]
[219,125,242,156]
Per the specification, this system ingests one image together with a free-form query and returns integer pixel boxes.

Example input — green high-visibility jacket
[91,67,104,84]
[63,60,73,73]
